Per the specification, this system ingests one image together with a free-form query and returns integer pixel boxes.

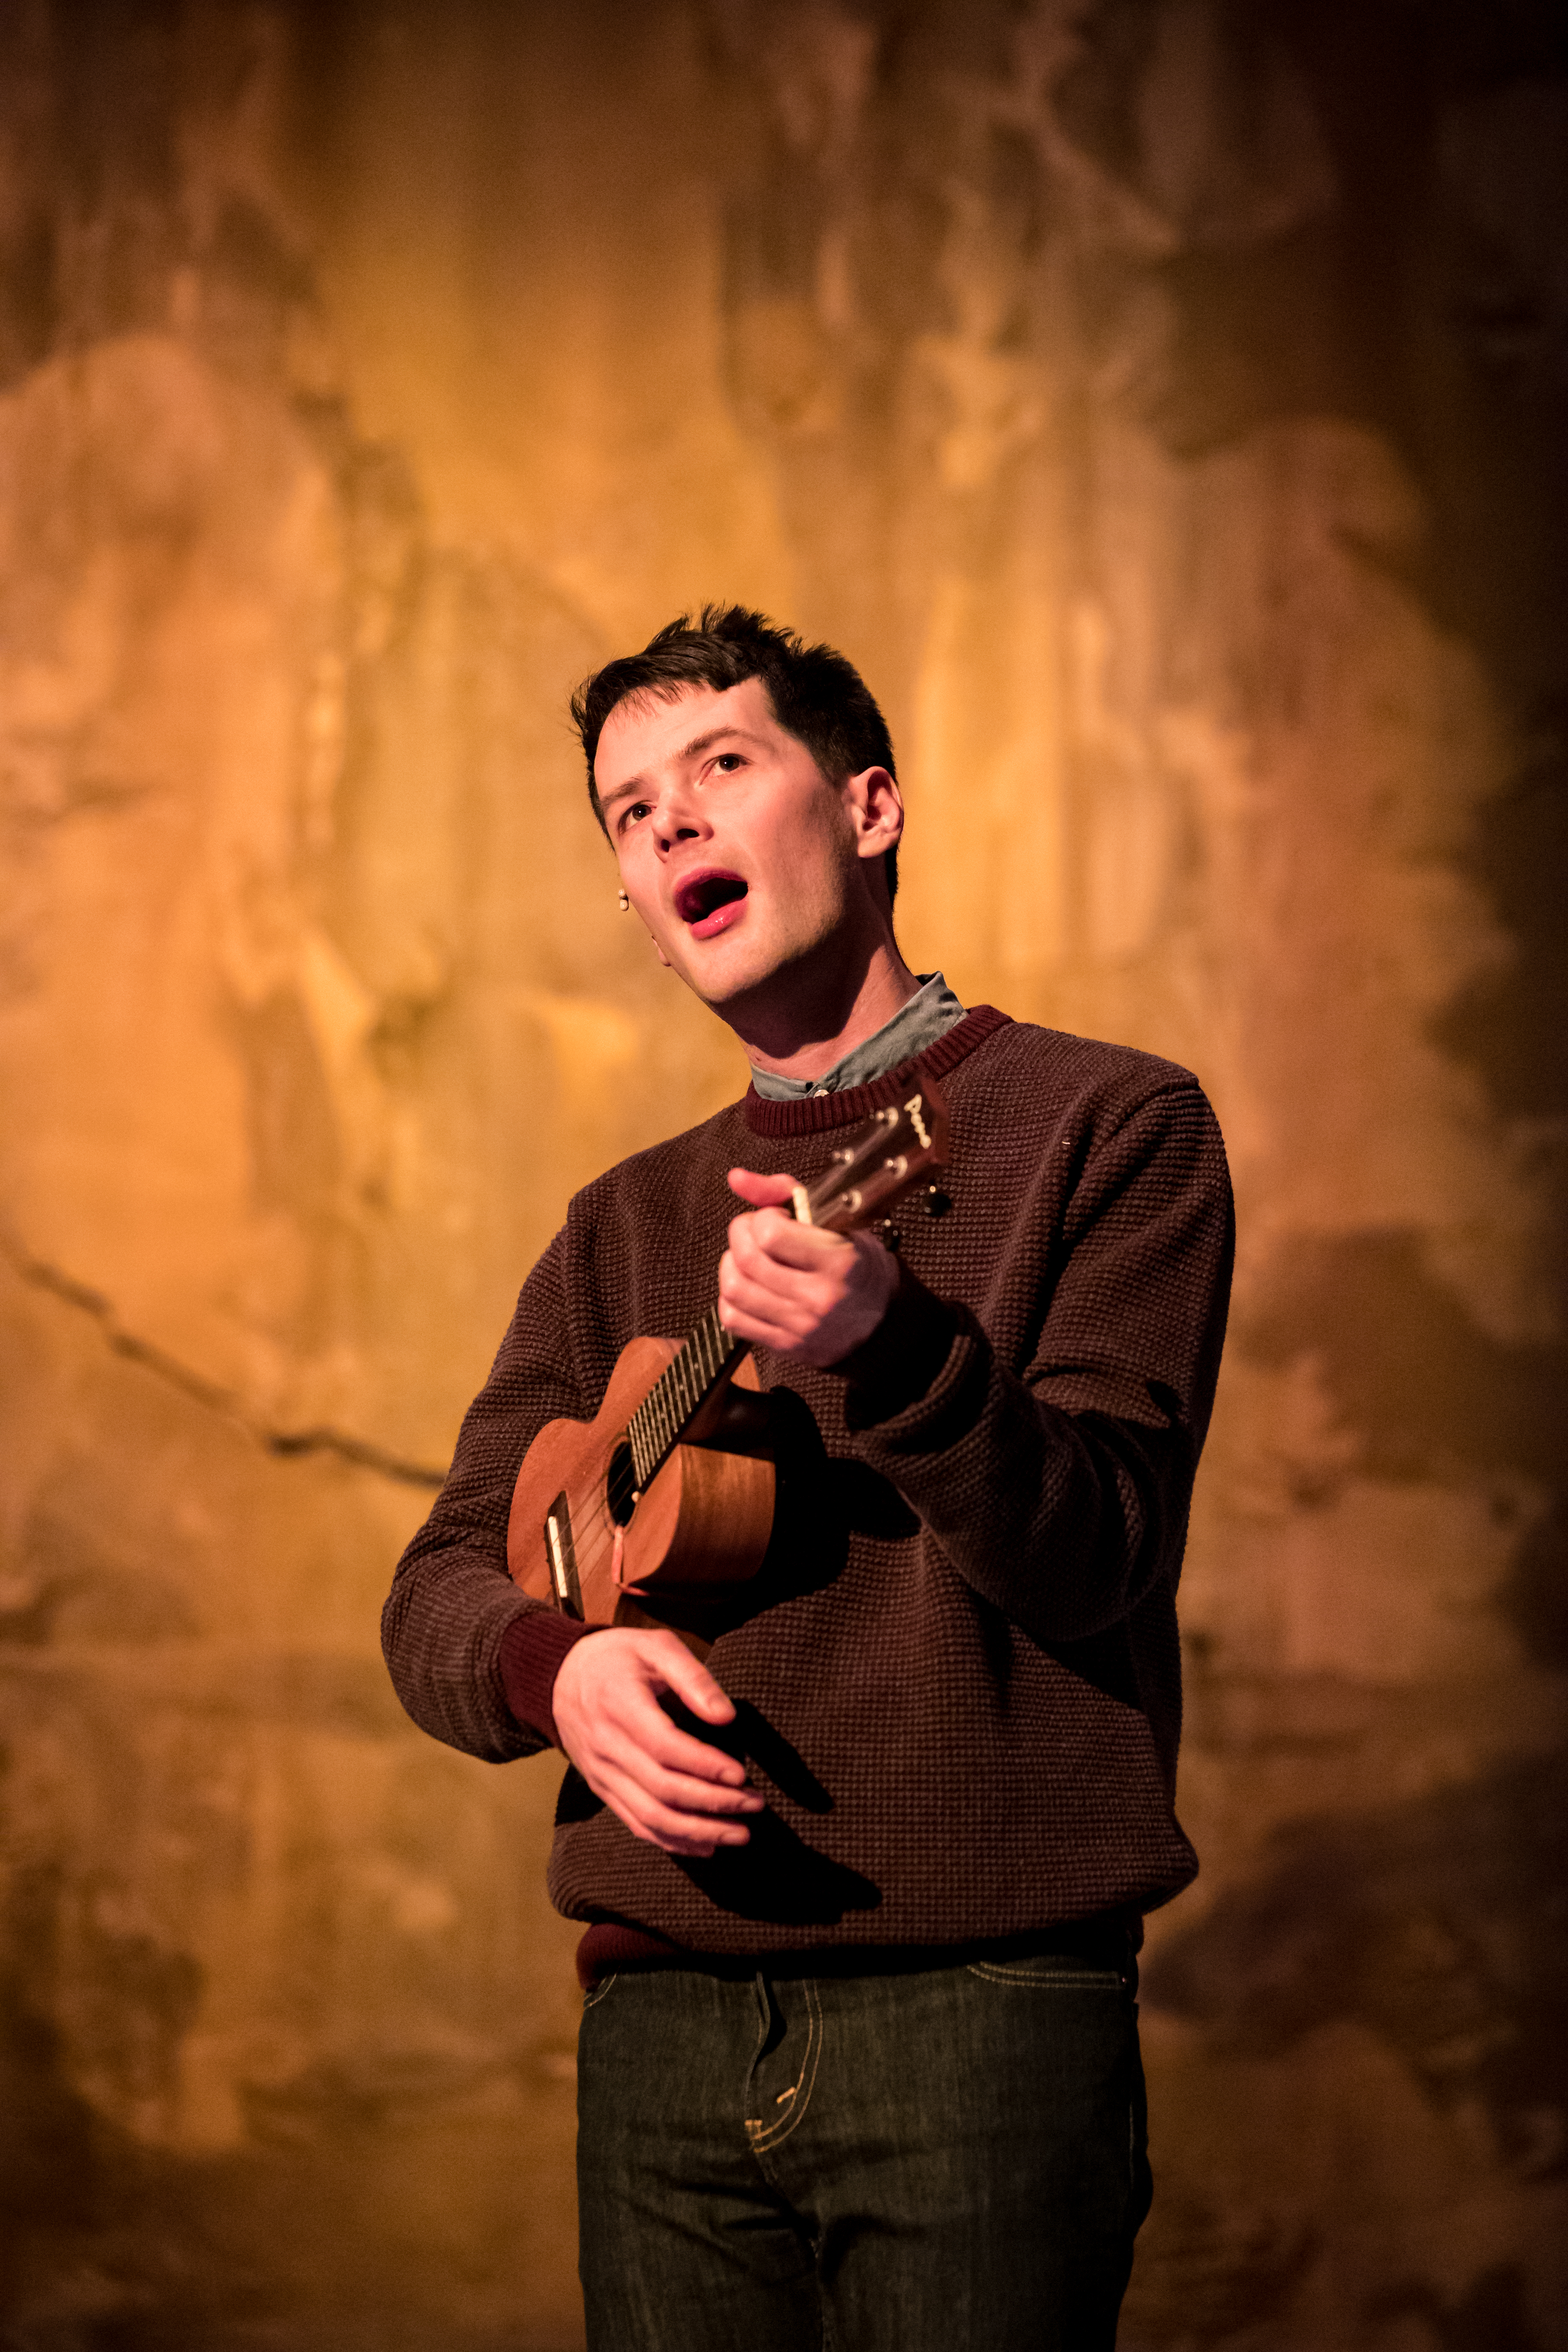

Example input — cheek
[769,802,856,904]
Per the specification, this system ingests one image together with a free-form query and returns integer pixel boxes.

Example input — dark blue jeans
[576,1947,1151,2349]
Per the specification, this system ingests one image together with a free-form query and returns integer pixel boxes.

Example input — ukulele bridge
[544,1492,583,1619]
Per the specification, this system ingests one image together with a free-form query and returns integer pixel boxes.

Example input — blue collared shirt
[748,972,966,1100]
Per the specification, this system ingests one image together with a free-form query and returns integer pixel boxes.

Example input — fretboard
[625,1304,749,1493]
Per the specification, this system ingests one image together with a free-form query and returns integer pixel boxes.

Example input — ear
[842,764,904,863]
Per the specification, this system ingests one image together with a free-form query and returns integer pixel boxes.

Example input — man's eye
[713,753,744,773]
[619,801,651,829]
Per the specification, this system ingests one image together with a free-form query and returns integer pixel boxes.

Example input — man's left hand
[719,1169,899,1366]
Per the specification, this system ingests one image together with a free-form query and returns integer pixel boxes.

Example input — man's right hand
[550,1629,765,1858]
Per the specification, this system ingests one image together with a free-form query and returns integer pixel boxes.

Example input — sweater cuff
[832,1258,960,1424]
[499,1608,594,1749]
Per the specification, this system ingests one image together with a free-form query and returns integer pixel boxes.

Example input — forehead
[594,675,787,783]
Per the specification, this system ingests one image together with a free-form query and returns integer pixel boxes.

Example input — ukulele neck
[620,1074,950,1498]
[625,1303,749,1492]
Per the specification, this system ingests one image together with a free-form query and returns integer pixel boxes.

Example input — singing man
[383,605,1233,2350]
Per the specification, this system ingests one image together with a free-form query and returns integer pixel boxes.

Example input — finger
[641,1818,750,1856]
[594,1767,759,1853]
[728,1210,855,1282]
[603,1788,750,1856]
[583,1731,762,1816]
[721,1251,845,1328]
[715,1268,811,1352]
[726,1167,798,1206]
[718,1303,817,1358]
[596,1760,761,1827]
[609,1706,758,1791]
[637,1761,764,1816]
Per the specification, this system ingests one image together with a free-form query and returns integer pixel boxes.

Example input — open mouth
[674,870,749,939]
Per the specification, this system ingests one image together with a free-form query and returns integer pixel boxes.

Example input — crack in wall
[1,1230,446,1489]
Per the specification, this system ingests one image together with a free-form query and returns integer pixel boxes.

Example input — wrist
[833,1258,959,1419]
[499,1608,594,1749]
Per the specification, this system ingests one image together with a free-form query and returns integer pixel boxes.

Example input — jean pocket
[581,1972,619,2011]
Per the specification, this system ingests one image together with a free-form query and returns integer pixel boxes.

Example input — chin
[680,951,773,1013]
[664,929,770,1008]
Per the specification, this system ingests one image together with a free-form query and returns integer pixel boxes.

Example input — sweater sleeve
[841,1079,1234,1644]
[380,1228,592,1761]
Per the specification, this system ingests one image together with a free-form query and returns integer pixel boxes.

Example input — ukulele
[506,1075,949,1636]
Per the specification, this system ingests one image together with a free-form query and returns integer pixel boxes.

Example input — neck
[724,926,921,1084]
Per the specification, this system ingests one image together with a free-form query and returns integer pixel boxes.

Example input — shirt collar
[748,972,967,1100]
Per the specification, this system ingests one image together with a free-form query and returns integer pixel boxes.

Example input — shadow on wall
[0,1859,581,2352]
[1148,1752,1568,2174]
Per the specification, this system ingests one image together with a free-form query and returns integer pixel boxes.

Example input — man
[383,606,1232,2350]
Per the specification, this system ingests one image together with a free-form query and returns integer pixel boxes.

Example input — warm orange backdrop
[1,6,1563,2348]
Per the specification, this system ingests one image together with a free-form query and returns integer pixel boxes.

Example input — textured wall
[1,4,1563,2348]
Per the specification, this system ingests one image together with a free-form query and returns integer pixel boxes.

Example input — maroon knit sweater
[382,1009,1233,1969]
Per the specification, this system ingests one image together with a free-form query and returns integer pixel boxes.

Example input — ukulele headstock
[801,1073,949,1234]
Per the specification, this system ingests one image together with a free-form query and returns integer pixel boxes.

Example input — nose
[652,776,711,858]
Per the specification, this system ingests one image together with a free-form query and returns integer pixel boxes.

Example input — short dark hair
[569,603,899,903]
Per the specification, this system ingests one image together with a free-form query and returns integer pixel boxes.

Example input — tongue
[683,875,747,925]
[689,885,747,940]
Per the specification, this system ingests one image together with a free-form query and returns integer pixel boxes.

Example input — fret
[625,1303,760,1498]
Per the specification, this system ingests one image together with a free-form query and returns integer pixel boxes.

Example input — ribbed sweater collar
[741,1004,1012,1136]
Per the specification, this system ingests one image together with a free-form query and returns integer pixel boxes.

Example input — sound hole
[606,1439,638,1525]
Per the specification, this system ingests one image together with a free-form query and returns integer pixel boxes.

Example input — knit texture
[382,1008,1234,1957]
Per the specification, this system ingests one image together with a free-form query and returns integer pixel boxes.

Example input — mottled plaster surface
[0,3,1563,2347]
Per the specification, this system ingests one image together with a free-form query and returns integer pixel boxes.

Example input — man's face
[594,677,896,1014]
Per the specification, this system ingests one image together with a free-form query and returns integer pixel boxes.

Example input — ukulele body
[506,1337,775,1628]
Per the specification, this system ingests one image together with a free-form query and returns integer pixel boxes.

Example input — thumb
[728,1167,798,1207]
[653,1636,737,1723]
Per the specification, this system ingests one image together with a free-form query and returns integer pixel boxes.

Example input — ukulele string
[553,1324,729,1602]
[545,1214,848,1601]
[564,1368,720,1594]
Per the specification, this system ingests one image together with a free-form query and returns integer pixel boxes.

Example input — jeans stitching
[964,1963,1123,1988]
[580,1972,619,2010]
[744,1978,823,2152]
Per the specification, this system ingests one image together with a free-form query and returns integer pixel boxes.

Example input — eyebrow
[597,724,763,812]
